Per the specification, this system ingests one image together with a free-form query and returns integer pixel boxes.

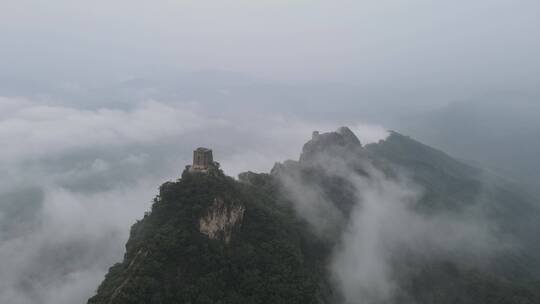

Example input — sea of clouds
[0,96,388,304]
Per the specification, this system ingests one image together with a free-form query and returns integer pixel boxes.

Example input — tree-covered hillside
[88,166,328,304]
[88,128,540,304]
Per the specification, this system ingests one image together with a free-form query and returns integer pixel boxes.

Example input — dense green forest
[88,128,540,304]
[88,166,329,304]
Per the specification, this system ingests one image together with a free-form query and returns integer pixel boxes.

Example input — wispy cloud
[275,129,504,303]
[0,97,389,303]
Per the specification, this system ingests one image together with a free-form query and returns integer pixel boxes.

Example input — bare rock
[199,198,245,244]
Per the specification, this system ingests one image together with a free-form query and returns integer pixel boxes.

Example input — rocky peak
[299,126,362,163]
[336,126,361,145]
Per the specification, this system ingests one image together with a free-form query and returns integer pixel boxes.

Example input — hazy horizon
[1,1,539,303]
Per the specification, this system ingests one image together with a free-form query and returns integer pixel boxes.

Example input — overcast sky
[1,0,539,90]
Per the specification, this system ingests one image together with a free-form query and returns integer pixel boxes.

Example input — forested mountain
[88,127,540,304]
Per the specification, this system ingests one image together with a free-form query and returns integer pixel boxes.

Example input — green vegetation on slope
[89,129,540,304]
[88,168,327,304]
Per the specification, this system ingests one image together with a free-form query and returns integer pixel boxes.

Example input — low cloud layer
[333,171,500,303]
[0,182,155,304]
[0,98,222,162]
[0,97,388,304]
[276,132,504,303]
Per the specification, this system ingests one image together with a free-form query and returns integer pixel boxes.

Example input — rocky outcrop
[299,126,362,163]
[199,198,245,244]
[271,127,366,177]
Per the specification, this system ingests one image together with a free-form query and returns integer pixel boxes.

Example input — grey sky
[2,0,539,89]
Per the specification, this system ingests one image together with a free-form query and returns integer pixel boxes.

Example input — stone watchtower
[191,147,213,172]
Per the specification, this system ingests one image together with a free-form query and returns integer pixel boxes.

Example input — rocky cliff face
[199,198,245,244]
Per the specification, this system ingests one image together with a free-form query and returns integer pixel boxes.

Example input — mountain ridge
[87,127,540,304]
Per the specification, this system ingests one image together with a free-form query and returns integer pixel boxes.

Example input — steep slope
[89,127,540,304]
[366,132,540,279]
[88,167,327,304]
[273,128,540,303]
